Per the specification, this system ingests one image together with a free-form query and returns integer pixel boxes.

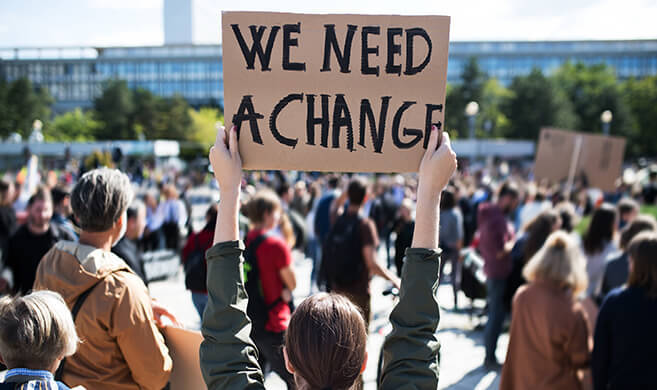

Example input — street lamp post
[601,110,613,136]
[465,101,479,140]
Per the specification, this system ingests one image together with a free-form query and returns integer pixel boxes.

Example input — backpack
[243,232,282,333]
[320,213,366,289]
[184,234,206,291]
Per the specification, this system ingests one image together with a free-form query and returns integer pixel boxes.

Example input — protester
[243,189,297,389]
[51,187,78,241]
[599,215,657,300]
[321,176,401,327]
[582,204,618,299]
[142,192,165,251]
[505,210,561,311]
[276,182,308,252]
[33,168,173,390]
[112,200,149,285]
[438,187,464,309]
[477,181,519,369]
[593,231,657,389]
[6,188,76,295]
[182,203,218,317]
[160,184,187,251]
[500,231,590,390]
[199,124,454,389]
[393,198,415,277]
[616,197,639,230]
[0,179,16,294]
[641,168,657,205]
[0,290,79,390]
[311,175,340,289]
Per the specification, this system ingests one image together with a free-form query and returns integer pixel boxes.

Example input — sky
[0,0,655,48]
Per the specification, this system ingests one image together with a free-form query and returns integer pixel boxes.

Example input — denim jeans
[191,292,208,319]
[484,277,507,362]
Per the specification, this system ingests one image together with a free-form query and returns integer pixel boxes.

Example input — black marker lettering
[282,23,306,71]
[359,97,391,153]
[269,93,303,149]
[232,95,264,144]
[404,28,432,76]
[332,94,355,151]
[306,94,330,146]
[361,26,380,76]
[321,24,357,73]
[424,104,443,148]
[392,101,422,149]
[231,24,280,71]
[386,28,403,76]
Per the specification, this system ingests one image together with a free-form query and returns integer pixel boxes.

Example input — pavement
[149,250,508,390]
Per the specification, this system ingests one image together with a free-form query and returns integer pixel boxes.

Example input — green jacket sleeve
[379,248,441,390]
[199,240,266,390]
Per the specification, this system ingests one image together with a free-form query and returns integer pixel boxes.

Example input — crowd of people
[0,122,656,389]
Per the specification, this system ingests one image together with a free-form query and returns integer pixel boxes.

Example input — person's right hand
[418,126,457,194]
[209,125,242,193]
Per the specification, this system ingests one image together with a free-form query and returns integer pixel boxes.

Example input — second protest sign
[222,11,451,172]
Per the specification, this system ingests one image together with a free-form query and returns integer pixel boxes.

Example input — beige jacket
[500,281,590,390]
[34,241,172,390]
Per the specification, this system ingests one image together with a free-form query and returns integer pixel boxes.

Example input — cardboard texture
[534,128,626,191]
[222,11,451,172]
[163,326,205,390]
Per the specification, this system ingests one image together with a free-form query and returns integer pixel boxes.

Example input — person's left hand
[151,299,181,328]
[209,124,242,194]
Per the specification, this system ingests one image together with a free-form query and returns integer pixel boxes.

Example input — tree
[623,76,657,157]
[445,57,488,137]
[132,88,159,140]
[45,108,100,141]
[189,107,224,145]
[479,79,513,138]
[0,78,53,139]
[152,95,193,140]
[553,62,632,136]
[93,80,135,140]
[504,68,577,140]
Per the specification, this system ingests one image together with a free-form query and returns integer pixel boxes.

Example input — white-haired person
[33,168,174,390]
[0,290,79,389]
[500,231,591,390]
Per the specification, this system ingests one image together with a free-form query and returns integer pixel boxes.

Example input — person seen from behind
[33,168,173,390]
[182,203,218,317]
[199,124,454,389]
[581,204,618,300]
[438,186,464,309]
[477,181,519,369]
[0,179,16,294]
[593,231,657,390]
[322,176,401,328]
[500,231,590,390]
[243,189,297,389]
[0,290,79,390]
[112,200,149,285]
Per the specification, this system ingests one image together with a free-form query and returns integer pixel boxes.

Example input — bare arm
[210,126,242,244]
[363,245,401,288]
[279,266,297,291]
[412,129,456,249]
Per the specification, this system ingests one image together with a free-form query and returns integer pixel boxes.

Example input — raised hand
[209,124,242,193]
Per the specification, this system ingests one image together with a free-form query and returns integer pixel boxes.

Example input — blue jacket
[0,368,71,390]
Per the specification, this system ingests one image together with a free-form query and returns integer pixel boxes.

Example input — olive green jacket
[199,241,441,389]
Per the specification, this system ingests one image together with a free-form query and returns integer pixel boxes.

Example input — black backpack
[244,232,282,333]
[184,234,206,291]
[320,213,366,289]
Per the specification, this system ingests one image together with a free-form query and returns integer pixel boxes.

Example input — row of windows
[34,81,223,101]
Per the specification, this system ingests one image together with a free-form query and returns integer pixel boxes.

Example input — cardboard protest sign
[534,128,626,191]
[222,12,451,172]
[163,326,205,390]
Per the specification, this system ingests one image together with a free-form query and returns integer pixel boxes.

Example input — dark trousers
[484,278,507,362]
[253,329,296,389]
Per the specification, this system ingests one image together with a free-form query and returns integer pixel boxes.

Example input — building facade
[1,40,656,112]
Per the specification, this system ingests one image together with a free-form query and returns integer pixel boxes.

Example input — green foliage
[0,77,53,139]
[189,107,224,145]
[623,76,657,157]
[45,108,100,141]
[93,80,135,139]
[554,63,632,137]
[504,68,577,139]
[445,57,488,137]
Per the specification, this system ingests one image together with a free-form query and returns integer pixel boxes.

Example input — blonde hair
[0,291,79,369]
[523,231,588,297]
